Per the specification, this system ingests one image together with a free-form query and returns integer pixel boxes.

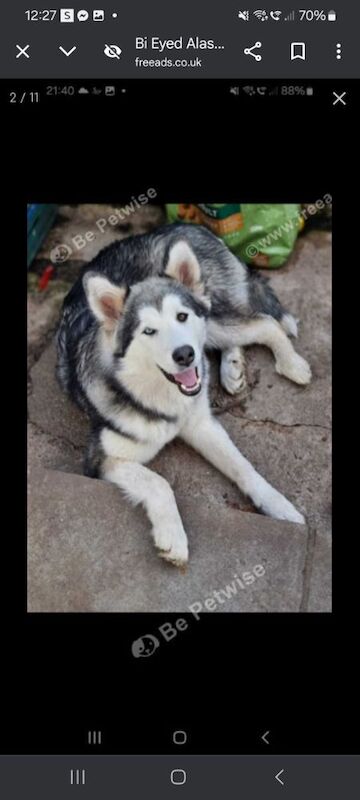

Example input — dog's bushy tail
[248,270,298,337]
[280,312,298,338]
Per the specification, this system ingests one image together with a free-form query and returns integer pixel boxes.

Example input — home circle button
[171,769,187,785]
[173,730,187,745]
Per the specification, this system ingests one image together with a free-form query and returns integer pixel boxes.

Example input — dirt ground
[27,205,332,613]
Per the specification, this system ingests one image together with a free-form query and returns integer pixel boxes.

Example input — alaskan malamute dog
[57,224,311,566]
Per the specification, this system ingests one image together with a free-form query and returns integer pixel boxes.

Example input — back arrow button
[275,769,285,786]
[261,730,270,744]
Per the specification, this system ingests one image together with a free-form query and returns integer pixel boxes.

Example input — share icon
[244,41,262,61]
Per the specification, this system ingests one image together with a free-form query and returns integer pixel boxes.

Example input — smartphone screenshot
[1,1,358,797]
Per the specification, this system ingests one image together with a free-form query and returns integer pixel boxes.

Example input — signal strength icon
[269,86,279,95]
[285,11,295,21]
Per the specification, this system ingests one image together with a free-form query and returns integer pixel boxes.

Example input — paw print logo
[131,634,160,658]
[50,244,72,264]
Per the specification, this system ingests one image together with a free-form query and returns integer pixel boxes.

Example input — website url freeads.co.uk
[134,56,202,69]
[133,35,224,69]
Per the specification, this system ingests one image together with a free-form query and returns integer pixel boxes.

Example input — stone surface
[28,468,308,613]
[306,532,332,613]
[217,414,331,536]
[27,292,63,351]
[28,343,89,449]
[27,291,67,382]
[27,422,83,475]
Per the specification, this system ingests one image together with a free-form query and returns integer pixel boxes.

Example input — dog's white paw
[153,522,189,568]
[259,486,305,524]
[220,352,247,396]
[276,353,312,385]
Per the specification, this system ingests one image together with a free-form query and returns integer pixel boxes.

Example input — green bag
[166,203,302,268]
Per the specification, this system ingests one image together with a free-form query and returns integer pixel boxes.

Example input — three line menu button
[70,768,86,786]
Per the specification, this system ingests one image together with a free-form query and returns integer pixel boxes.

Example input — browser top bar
[1,1,359,78]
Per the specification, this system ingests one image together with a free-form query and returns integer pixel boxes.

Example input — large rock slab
[28,468,308,614]
[306,532,332,613]
[28,342,89,449]
[27,422,83,475]
[27,290,68,388]
[217,414,332,535]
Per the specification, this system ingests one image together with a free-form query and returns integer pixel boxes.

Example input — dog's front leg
[180,413,305,524]
[103,458,189,567]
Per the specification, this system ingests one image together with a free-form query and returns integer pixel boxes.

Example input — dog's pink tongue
[174,368,197,387]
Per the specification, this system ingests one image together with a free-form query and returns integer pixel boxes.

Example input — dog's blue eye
[177,313,188,322]
[143,327,157,335]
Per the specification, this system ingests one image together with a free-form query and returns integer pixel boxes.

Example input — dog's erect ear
[83,273,127,331]
[165,241,204,294]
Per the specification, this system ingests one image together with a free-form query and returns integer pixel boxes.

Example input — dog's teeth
[182,383,197,391]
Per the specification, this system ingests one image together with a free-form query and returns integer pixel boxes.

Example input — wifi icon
[253,9,269,21]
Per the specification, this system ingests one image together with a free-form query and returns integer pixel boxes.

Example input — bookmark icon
[290,42,306,60]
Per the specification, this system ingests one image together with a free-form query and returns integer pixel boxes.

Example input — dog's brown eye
[177,313,188,322]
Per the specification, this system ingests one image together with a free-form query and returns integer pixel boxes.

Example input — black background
[2,79,357,756]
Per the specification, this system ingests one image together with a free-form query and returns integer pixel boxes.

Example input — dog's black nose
[172,345,195,367]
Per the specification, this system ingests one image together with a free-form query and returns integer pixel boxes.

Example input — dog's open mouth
[160,366,202,396]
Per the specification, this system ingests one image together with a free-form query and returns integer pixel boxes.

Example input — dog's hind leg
[208,316,311,385]
[220,346,247,396]
[102,457,189,567]
[237,316,311,384]
[180,411,305,524]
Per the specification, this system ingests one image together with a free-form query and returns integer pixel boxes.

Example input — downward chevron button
[59,46,77,56]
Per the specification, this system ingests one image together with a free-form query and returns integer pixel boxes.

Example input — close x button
[332,91,347,105]
[15,44,30,59]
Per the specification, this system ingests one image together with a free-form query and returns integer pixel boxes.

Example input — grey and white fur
[57,223,310,566]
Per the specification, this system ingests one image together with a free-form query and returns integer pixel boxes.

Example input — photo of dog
[56,223,310,568]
